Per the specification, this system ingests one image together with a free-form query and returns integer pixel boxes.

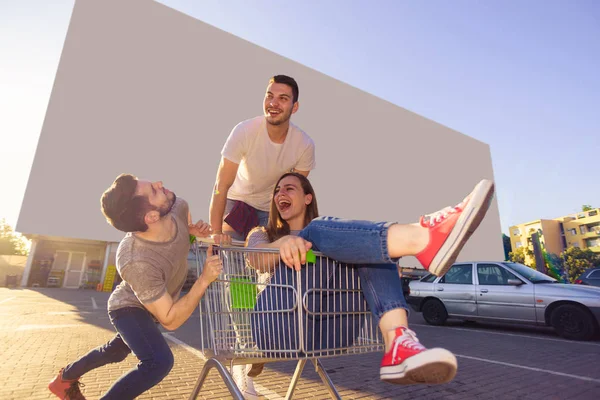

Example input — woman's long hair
[256,172,319,242]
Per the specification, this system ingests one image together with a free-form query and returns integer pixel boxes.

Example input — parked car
[575,267,600,287]
[399,268,429,298]
[408,261,600,341]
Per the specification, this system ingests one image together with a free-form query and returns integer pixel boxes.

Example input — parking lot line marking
[91,297,98,310]
[412,323,600,347]
[162,333,284,400]
[0,297,16,305]
[456,354,600,383]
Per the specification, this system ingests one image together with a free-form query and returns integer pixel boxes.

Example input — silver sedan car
[407,261,600,341]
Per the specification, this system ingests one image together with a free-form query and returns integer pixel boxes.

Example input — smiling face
[135,180,177,220]
[263,82,298,126]
[273,175,312,230]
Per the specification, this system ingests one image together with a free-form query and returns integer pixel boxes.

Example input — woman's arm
[245,235,290,273]
[246,235,312,272]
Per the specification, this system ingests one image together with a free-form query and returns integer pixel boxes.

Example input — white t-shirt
[222,116,316,211]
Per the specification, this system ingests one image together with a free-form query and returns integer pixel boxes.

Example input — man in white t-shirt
[209,75,316,242]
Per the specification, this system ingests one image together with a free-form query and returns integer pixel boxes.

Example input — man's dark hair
[269,75,299,103]
[100,174,155,233]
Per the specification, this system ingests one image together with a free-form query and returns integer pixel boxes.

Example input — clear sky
[1,0,598,234]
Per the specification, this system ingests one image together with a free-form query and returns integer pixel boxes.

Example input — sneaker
[416,179,495,276]
[48,368,86,399]
[380,327,457,385]
[232,364,260,400]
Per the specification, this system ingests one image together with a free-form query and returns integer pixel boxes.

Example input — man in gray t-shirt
[107,195,192,312]
[48,174,221,400]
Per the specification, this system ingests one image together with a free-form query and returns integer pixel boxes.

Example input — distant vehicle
[408,261,600,341]
[399,268,429,298]
[575,267,600,287]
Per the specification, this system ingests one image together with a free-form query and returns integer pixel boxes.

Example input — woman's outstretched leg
[298,179,494,277]
[355,264,457,385]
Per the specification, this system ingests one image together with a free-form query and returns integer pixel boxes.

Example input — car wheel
[422,299,448,326]
[551,304,597,341]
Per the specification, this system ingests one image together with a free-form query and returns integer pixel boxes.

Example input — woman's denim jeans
[62,307,174,400]
[253,216,408,354]
[298,216,408,321]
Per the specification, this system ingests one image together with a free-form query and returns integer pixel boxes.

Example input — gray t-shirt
[246,228,301,247]
[107,198,190,312]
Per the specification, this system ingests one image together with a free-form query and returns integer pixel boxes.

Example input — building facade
[509,208,600,265]
[17,0,504,289]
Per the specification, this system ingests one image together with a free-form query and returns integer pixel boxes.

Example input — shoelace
[64,381,85,400]
[423,197,467,227]
[391,328,426,363]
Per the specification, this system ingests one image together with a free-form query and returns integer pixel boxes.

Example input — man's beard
[266,109,292,126]
[158,192,177,217]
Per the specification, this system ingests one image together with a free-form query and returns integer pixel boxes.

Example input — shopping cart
[189,239,384,399]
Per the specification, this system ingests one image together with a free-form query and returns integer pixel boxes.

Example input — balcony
[582,230,600,238]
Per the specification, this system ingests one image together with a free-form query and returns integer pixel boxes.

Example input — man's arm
[294,169,310,177]
[144,246,222,331]
[209,157,239,234]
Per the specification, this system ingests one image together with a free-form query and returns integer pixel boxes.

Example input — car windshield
[502,262,557,283]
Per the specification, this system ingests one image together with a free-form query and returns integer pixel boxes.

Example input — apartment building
[509,208,600,264]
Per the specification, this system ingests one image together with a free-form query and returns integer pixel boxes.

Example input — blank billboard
[17,0,504,263]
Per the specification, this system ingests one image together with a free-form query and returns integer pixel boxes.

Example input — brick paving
[1,288,599,399]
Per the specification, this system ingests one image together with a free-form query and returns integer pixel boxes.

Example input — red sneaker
[48,368,86,399]
[416,179,495,276]
[380,327,457,385]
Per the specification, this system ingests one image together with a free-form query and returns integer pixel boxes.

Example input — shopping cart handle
[193,235,246,247]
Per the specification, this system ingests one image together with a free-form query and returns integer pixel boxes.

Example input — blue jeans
[298,216,408,321]
[252,217,407,353]
[62,307,174,400]
[224,199,269,241]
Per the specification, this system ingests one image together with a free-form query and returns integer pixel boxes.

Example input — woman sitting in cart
[242,172,494,387]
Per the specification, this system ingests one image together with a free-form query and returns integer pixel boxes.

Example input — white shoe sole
[429,179,495,276]
[380,348,458,385]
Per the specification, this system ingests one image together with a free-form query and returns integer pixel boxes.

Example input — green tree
[502,234,512,261]
[509,247,526,264]
[561,247,600,283]
[509,246,536,269]
[0,219,30,256]
[582,205,594,211]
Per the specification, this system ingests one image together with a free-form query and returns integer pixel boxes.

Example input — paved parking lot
[1,287,599,399]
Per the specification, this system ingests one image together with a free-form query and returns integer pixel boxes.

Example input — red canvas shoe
[380,327,457,385]
[416,179,495,276]
[48,368,86,399]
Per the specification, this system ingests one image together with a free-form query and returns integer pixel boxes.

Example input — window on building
[580,226,587,234]
[585,238,600,248]
[512,228,521,236]
[589,210,598,217]
[515,242,522,248]
[569,229,577,235]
